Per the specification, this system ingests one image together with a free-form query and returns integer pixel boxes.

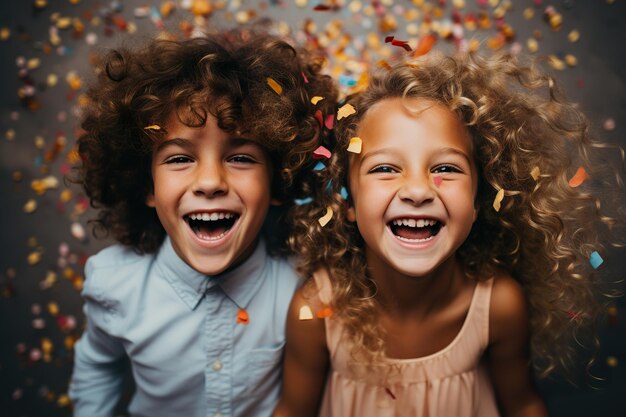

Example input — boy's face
[146,113,273,275]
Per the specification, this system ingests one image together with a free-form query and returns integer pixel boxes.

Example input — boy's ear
[346,205,356,222]
[146,192,155,208]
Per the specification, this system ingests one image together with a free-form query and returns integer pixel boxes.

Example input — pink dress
[313,271,500,417]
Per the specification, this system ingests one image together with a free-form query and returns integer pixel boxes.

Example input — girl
[274,52,624,417]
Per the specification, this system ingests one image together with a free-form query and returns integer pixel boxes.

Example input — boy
[69,29,336,417]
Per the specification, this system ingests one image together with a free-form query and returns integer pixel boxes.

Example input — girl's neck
[366,252,467,317]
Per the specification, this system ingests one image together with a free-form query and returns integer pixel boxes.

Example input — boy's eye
[369,165,397,174]
[432,165,462,174]
[165,155,192,164]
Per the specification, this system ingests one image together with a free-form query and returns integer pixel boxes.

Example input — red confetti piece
[237,308,249,325]
[385,35,394,43]
[313,145,331,159]
[391,39,412,52]
[433,176,443,188]
[301,71,309,84]
[324,114,334,129]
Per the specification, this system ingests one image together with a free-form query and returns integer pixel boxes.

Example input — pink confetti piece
[313,145,331,159]
[433,176,443,187]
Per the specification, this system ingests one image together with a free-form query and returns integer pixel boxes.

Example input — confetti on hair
[589,251,603,269]
[301,71,309,84]
[316,307,333,318]
[144,125,161,131]
[237,308,249,325]
[530,166,541,181]
[266,77,283,95]
[493,188,505,212]
[325,114,335,129]
[318,206,333,227]
[568,167,588,187]
[299,305,314,320]
[311,96,324,105]
[313,145,331,159]
[347,137,362,153]
[313,161,326,171]
[337,103,356,120]
[433,176,443,188]
[314,109,323,126]
[566,311,582,321]
[384,36,412,52]
[294,197,313,205]
[340,186,349,200]
[414,34,437,57]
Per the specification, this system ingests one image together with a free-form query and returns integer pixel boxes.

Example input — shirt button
[212,360,222,371]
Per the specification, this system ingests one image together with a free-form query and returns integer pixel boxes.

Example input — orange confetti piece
[236,308,249,325]
[311,96,325,105]
[266,77,283,95]
[530,166,540,181]
[316,307,333,318]
[413,34,437,57]
[144,125,161,131]
[337,103,356,120]
[347,137,362,154]
[493,188,504,212]
[318,206,333,227]
[568,167,588,187]
[299,305,313,320]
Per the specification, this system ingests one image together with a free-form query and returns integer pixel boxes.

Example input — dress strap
[312,269,333,304]
[472,278,494,349]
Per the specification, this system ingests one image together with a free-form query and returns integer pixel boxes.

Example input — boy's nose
[192,163,228,198]
[397,173,436,206]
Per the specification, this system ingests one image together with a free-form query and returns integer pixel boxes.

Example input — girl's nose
[192,162,228,198]
[397,173,436,206]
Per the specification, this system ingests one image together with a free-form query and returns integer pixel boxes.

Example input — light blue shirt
[69,237,301,417]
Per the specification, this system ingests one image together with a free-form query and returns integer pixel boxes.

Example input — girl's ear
[347,205,356,222]
[146,193,155,208]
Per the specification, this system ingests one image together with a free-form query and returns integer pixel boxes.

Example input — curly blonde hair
[289,51,624,378]
[75,28,337,254]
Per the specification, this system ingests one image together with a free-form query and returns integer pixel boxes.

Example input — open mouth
[185,212,239,241]
[388,218,442,242]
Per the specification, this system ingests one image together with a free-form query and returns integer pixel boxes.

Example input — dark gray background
[1,1,624,416]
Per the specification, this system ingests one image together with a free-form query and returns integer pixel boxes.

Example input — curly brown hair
[75,28,337,254]
[289,51,625,378]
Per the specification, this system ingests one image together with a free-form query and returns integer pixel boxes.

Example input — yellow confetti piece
[144,125,161,131]
[236,308,249,324]
[606,356,618,367]
[57,394,71,408]
[28,251,42,265]
[0,27,10,41]
[23,199,37,214]
[565,54,577,67]
[266,77,283,95]
[568,30,580,43]
[318,206,333,227]
[311,96,325,105]
[47,302,59,316]
[493,188,504,212]
[347,137,362,154]
[299,305,314,320]
[530,166,540,181]
[568,167,588,187]
[337,103,356,120]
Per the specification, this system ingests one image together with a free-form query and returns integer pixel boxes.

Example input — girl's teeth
[189,213,234,221]
[393,219,437,227]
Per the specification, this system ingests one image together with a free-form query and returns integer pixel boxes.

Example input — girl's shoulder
[485,270,530,345]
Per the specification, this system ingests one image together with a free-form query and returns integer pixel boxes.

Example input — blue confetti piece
[589,251,603,269]
[294,197,313,206]
[340,186,349,200]
[339,75,357,87]
[313,161,325,171]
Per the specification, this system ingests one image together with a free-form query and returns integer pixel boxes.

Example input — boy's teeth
[392,219,437,227]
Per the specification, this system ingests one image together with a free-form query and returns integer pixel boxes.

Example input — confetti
[318,206,334,227]
[347,137,362,154]
[316,307,333,318]
[71,222,86,241]
[589,251,603,269]
[313,145,331,159]
[311,96,325,105]
[266,77,283,95]
[294,197,313,205]
[492,188,504,212]
[144,125,161,131]
[414,34,437,57]
[325,114,335,130]
[313,161,326,171]
[433,176,443,188]
[568,167,588,187]
[603,118,615,131]
[24,199,37,214]
[236,308,249,324]
[337,103,356,120]
[340,186,349,200]
[299,305,314,320]
[527,167,540,181]
[568,30,580,43]
[606,356,618,367]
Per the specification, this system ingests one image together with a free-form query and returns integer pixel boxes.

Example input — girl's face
[347,97,478,279]
[146,113,273,275]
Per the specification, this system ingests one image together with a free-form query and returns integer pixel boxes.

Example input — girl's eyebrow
[154,137,191,154]
[359,149,396,164]
[436,147,472,165]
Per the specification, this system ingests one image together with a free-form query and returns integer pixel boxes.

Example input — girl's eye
[165,155,192,164]
[432,165,462,174]
[369,165,397,174]
[229,155,257,164]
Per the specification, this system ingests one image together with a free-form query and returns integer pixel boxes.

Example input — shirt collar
[155,237,268,311]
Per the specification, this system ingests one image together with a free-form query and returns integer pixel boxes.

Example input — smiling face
[146,113,273,275]
[347,97,478,280]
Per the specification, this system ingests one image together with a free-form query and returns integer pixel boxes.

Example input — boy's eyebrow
[154,136,263,153]
[436,147,473,165]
